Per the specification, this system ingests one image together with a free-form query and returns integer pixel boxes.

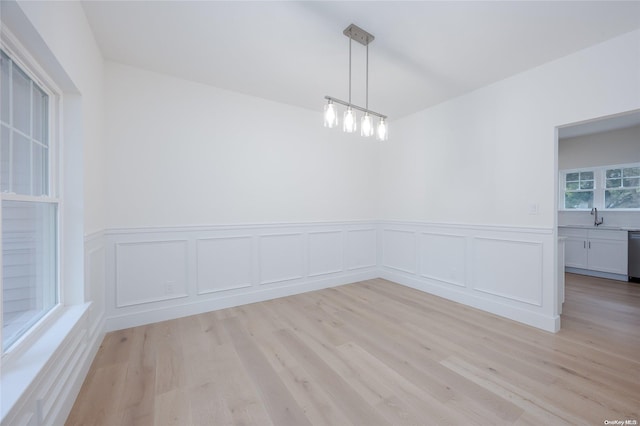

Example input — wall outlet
[528,203,539,215]
[165,282,175,294]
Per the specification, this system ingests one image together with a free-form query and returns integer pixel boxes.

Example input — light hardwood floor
[66,274,640,425]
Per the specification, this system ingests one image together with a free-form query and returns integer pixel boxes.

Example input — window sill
[0,303,90,422]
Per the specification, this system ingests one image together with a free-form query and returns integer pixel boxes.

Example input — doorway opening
[555,109,640,325]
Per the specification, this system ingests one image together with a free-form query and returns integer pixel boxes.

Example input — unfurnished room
[0,1,639,425]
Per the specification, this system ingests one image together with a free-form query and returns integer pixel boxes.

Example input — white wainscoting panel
[308,231,343,277]
[382,229,417,273]
[104,221,559,333]
[259,233,305,285]
[115,240,189,307]
[378,221,558,332]
[197,236,253,294]
[346,228,377,270]
[84,233,106,339]
[104,222,378,331]
[419,232,466,287]
[473,237,543,306]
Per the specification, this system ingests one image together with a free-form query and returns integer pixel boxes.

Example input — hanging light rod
[324,96,387,120]
[323,23,388,140]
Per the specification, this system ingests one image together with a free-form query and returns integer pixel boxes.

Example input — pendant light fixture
[324,24,388,141]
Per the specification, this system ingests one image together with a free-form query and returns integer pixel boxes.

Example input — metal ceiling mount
[343,23,374,46]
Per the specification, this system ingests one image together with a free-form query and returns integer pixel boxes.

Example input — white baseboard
[380,270,560,332]
[565,266,628,282]
[105,269,377,331]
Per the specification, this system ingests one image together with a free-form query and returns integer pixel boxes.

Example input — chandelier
[323,24,388,141]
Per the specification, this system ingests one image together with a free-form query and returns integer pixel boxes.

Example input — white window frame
[559,162,640,211]
[1,27,64,359]
[561,169,595,210]
[603,164,640,209]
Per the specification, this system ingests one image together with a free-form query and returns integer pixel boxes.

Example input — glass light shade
[323,101,338,128]
[361,113,374,137]
[343,107,357,133]
[376,117,388,141]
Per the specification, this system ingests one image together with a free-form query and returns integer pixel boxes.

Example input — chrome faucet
[591,207,604,226]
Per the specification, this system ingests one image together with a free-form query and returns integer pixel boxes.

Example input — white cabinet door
[587,236,628,274]
[564,236,588,269]
[559,228,628,276]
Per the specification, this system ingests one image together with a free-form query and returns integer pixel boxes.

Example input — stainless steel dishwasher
[630,231,640,282]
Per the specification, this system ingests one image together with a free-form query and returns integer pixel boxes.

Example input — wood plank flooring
[66,274,640,425]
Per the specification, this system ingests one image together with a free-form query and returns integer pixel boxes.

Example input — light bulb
[343,107,357,133]
[361,113,373,137]
[324,101,338,128]
[376,117,388,141]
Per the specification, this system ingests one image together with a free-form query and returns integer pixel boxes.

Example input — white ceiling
[81,1,640,120]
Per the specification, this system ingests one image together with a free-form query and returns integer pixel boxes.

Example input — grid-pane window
[605,166,640,209]
[1,49,57,351]
[564,170,594,209]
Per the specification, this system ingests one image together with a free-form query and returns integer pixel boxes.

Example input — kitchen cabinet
[558,227,628,276]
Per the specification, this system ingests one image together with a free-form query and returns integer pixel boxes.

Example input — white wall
[376,29,640,334]
[101,61,381,333]
[379,30,640,227]
[101,30,640,335]
[558,124,640,170]
[104,62,379,228]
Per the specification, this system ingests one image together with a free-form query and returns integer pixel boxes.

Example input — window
[564,170,594,209]
[561,163,640,210]
[1,49,58,352]
[605,166,640,209]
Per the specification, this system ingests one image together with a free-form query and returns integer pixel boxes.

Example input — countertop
[559,225,640,232]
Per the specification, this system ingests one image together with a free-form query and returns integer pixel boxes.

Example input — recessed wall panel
[382,229,416,273]
[308,231,343,276]
[197,236,252,294]
[116,240,188,307]
[345,229,376,270]
[419,233,466,286]
[473,237,543,306]
[259,233,304,285]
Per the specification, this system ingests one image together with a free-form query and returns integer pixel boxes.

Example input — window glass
[1,49,57,352]
[2,201,57,349]
[605,166,640,209]
[1,125,9,192]
[564,170,595,209]
[12,131,30,194]
[565,191,593,209]
[32,85,47,144]
[33,143,47,195]
[11,64,30,135]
